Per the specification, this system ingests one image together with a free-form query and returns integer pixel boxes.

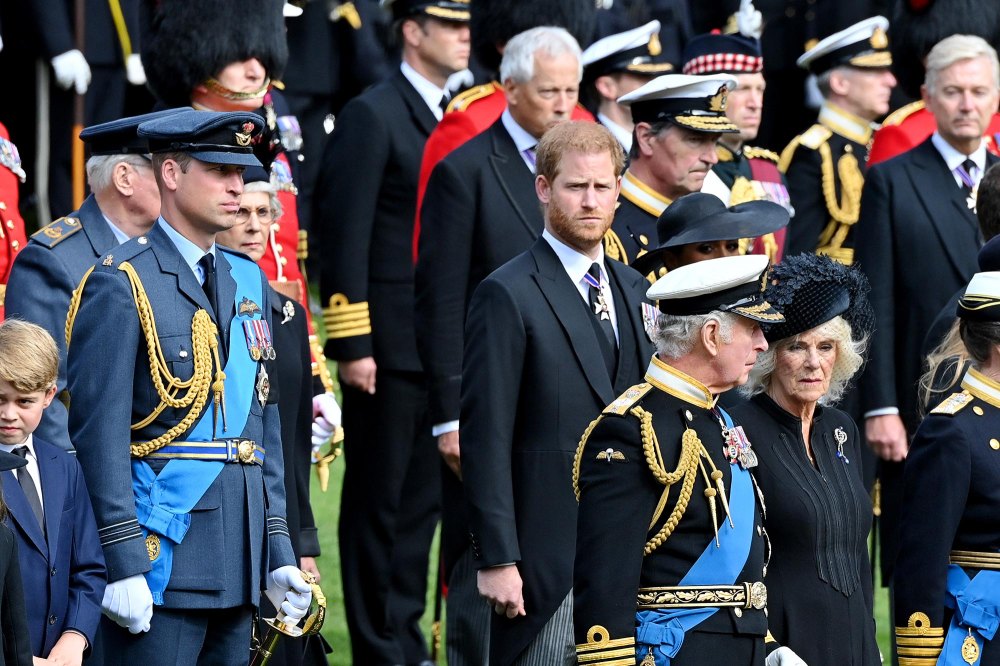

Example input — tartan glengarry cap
[138,109,264,168]
[648,254,783,323]
[681,32,763,75]
[797,16,892,76]
[618,73,740,133]
[582,21,673,81]
[80,108,190,156]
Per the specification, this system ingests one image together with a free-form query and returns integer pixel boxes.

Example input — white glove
[101,574,153,634]
[736,0,763,39]
[766,646,809,666]
[265,566,312,622]
[51,49,92,95]
[311,392,342,448]
[126,53,146,86]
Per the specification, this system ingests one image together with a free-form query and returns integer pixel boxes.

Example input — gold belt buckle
[236,439,255,464]
[746,581,767,610]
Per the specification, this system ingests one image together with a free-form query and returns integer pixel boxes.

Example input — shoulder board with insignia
[930,391,974,416]
[744,146,780,163]
[446,82,501,113]
[603,382,654,416]
[715,144,735,162]
[882,100,924,127]
[798,124,833,151]
[30,216,82,248]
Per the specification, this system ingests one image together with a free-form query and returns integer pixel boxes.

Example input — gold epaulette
[744,146,780,163]
[576,626,636,666]
[716,144,736,162]
[604,383,653,415]
[297,229,308,260]
[330,1,362,29]
[603,228,628,264]
[323,293,371,339]
[31,216,82,248]
[896,612,944,665]
[798,124,833,151]
[446,82,501,113]
[883,100,925,127]
[930,390,974,416]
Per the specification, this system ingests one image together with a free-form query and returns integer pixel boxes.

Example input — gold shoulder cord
[816,143,863,262]
[66,262,226,457]
[603,229,628,263]
[572,414,606,501]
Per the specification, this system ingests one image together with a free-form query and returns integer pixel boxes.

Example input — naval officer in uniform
[65,109,311,664]
[573,254,807,666]
[6,108,185,452]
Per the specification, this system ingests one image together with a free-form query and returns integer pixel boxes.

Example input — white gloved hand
[51,49,92,95]
[101,574,153,634]
[766,646,809,666]
[311,392,342,448]
[736,0,763,39]
[265,566,312,622]
[126,53,146,85]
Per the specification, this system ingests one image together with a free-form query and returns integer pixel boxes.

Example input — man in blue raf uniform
[6,108,185,452]
[573,254,806,665]
[65,109,311,664]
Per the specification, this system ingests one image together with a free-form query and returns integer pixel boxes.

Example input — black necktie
[198,253,217,317]
[439,94,450,114]
[958,158,977,197]
[12,446,43,531]
[587,263,618,376]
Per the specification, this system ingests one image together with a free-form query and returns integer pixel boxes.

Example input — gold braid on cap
[66,262,226,457]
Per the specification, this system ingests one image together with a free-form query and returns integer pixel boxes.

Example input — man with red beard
[460,120,652,665]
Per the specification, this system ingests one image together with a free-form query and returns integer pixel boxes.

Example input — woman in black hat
[0,449,33,666]
[730,253,879,666]
[892,269,1000,665]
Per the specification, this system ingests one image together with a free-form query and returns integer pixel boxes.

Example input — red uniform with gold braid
[0,122,27,320]
[868,103,1000,166]
[411,85,594,260]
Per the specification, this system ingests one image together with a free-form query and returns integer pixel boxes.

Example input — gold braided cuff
[576,626,636,666]
[896,612,944,663]
[323,294,371,339]
[951,549,1000,569]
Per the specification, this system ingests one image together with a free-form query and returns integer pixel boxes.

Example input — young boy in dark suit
[0,320,106,664]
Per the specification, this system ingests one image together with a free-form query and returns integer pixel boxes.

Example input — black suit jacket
[0,523,31,666]
[461,238,653,665]
[317,69,438,371]
[415,118,544,424]
[855,138,996,432]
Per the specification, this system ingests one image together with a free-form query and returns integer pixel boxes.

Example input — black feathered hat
[141,0,289,107]
[761,253,874,344]
[471,0,595,73]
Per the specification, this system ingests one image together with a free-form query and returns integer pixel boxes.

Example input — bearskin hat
[471,0,596,73]
[892,0,1000,98]
[140,0,289,107]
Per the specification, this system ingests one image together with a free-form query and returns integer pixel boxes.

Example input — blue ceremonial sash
[635,407,756,665]
[940,564,1000,665]
[132,254,263,604]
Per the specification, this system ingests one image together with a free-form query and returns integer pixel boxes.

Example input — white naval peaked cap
[617,73,740,132]
[796,16,891,74]
[959,271,1000,322]
[582,20,662,68]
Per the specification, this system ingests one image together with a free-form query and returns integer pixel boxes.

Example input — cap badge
[235,121,255,147]
[870,27,888,50]
[709,86,728,112]
[648,33,662,57]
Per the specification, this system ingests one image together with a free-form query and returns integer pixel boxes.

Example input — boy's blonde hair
[0,319,59,393]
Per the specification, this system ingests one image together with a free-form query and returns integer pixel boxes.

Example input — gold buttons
[275,244,283,252]
[990,439,999,450]
[10,240,17,249]
[5,220,12,229]
[0,201,6,210]
[279,257,288,265]
[975,406,985,416]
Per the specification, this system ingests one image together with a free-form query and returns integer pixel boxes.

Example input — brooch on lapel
[281,300,295,324]
[834,426,849,464]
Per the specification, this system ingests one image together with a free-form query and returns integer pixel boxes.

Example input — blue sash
[940,564,1000,665]
[635,407,757,665]
[132,253,263,604]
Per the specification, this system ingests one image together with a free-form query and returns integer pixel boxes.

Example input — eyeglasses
[235,206,274,223]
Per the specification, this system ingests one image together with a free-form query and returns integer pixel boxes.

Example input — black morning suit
[316,68,440,666]
[854,138,998,580]
[414,117,544,580]
[461,238,653,665]
[0,523,31,666]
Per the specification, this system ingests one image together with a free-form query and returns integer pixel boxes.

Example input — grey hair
[499,26,582,85]
[925,34,1000,93]
[242,180,283,222]
[85,154,151,192]
[652,310,737,360]
[628,120,672,160]
[740,315,866,405]
[816,70,834,98]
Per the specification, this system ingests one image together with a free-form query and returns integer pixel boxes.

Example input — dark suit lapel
[38,445,63,557]
[530,241,615,405]
[2,470,47,556]
[78,195,120,258]
[150,224,215,314]
[391,70,438,138]
[488,124,541,237]
[907,140,981,275]
[606,261,646,390]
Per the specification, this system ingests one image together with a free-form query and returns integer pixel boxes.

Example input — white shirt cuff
[864,407,900,418]
[432,421,459,437]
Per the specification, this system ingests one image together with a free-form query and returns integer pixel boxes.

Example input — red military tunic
[868,101,1000,166]
[0,122,27,320]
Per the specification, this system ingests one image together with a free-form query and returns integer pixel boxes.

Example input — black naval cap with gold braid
[383,0,470,22]
[138,109,264,168]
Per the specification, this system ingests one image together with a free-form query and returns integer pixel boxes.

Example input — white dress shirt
[0,433,43,514]
[501,109,540,173]
[401,61,449,121]
[541,229,619,341]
